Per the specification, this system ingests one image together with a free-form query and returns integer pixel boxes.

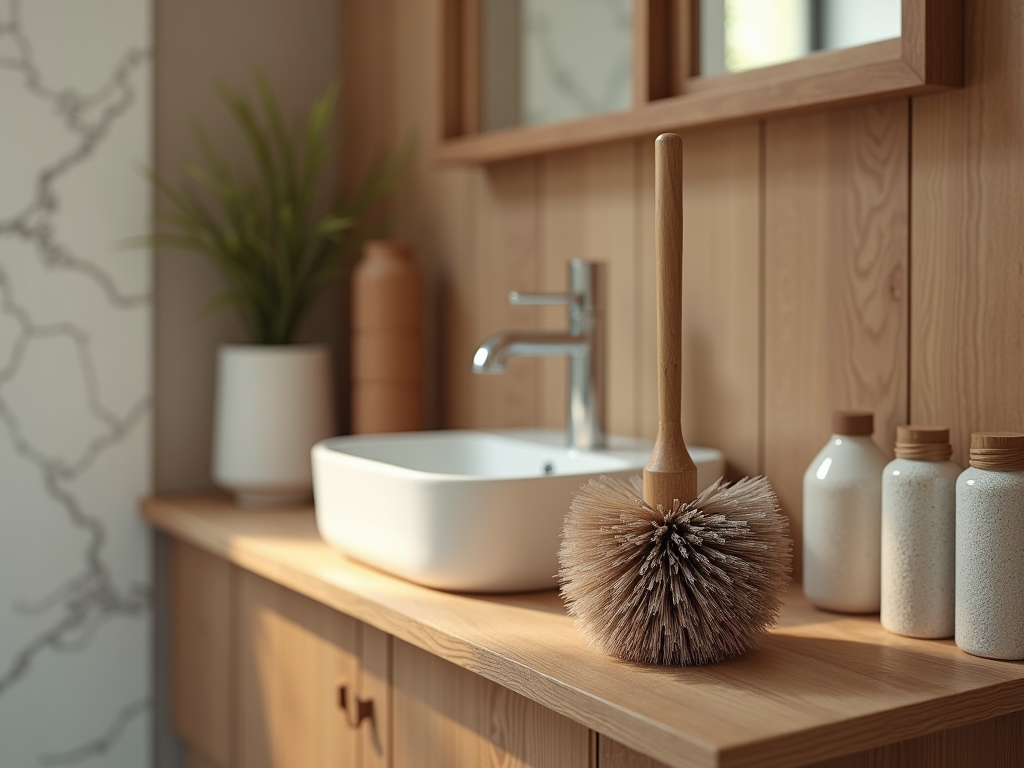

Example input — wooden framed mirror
[437,0,962,163]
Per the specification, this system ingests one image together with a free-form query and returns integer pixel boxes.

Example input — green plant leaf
[142,76,410,344]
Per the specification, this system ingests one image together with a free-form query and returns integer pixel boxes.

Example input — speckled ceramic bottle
[803,411,887,613]
[956,432,1024,660]
[881,426,959,638]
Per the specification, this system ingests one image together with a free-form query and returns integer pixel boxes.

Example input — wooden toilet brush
[558,133,792,666]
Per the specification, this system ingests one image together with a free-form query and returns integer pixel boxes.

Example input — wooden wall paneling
[764,101,910,578]
[340,0,399,434]
[910,0,1024,466]
[536,153,574,432]
[237,571,360,768]
[360,624,392,768]
[472,158,542,428]
[171,541,232,767]
[539,143,638,436]
[344,0,479,429]
[341,0,394,191]
[637,125,762,478]
[391,639,592,768]
[387,0,478,429]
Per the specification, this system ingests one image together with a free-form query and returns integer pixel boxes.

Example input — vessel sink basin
[312,429,725,593]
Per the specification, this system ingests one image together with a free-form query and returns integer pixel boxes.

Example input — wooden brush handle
[643,134,697,510]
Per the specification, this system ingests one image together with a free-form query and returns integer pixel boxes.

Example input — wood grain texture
[902,0,964,87]
[345,0,478,429]
[436,13,959,166]
[644,132,697,507]
[146,498,1024,768]
[360,624,392,768]
[436,0,960,163]
[538,143,637,436]
[638,126,761,479]
[171,541,232,767]
[340,0,396,434]
[341,0,395,193]
[472,158,541,428]
[635,0,673,105]
[237,570,360,768]
[764,101,909,577]
[601,737,671,768]
[594,710,1024,768]
[393,639,591,768]
[910,0,1024,467]
[802,710,1024,768]
[437,0,462,140]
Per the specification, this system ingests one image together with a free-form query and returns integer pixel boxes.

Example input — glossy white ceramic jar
[881,426,958,638]
[803,411,887,613]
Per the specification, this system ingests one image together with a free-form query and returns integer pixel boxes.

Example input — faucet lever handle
[508,291,576,306]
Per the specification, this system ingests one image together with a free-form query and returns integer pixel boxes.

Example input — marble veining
[0,0,151,764]
[522,0,632,126]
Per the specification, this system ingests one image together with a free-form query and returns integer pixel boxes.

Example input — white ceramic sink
[312,429,725,593]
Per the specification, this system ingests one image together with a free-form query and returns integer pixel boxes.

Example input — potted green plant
[151,77,405,506]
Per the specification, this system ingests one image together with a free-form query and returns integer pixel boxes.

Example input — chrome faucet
[472,260,605,450]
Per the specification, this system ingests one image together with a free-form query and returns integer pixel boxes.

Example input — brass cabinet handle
[337,684,374,727]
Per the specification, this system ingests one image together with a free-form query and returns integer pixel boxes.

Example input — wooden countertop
[143,495,1024,768]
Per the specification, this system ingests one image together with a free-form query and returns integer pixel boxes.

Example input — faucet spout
[472,332,587,374]
[471,260,605,450]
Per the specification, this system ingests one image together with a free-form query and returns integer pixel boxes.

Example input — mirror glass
[480,0,633,131]
[700,0,901,75]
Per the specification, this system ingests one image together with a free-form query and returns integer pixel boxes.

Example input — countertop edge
[144,495,1024,768]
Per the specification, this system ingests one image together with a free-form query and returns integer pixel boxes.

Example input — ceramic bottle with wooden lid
[881,426,959,638]
[803,411,888,613]
[956,432,1024,659]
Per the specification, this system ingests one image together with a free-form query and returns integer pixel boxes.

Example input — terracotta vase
[212,344,335,507]
[351,240,424,433]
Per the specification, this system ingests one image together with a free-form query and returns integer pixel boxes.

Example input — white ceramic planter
[213,344,335,507]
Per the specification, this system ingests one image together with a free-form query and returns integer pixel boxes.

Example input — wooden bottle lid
[833,411,873,436]
[969,432,1024,471]
[894,425,952,461]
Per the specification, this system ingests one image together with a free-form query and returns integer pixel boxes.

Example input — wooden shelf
[436,1,964,164]
[144,495,1024,768]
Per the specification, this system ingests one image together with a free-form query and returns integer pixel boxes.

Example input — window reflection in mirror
[700,0,901,76]
[481,0,633,132]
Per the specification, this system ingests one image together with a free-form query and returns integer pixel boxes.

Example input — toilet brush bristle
[559,475,792,666]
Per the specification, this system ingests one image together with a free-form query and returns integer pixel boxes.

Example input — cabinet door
[598,737,668,768]
[360,624,391,768]
[172,541,233,768]
[238,571,361,768]
[392,639,593,768]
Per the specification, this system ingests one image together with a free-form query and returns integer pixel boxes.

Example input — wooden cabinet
[171,542,233,768]
[237,570,362,767]
[157,501,1024,768]
[171,542,589,768]
[392,639,591,768]
[171,542,388,768]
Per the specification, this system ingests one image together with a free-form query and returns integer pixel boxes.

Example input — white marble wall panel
[522,0,632,126]
[0,0,151,765]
